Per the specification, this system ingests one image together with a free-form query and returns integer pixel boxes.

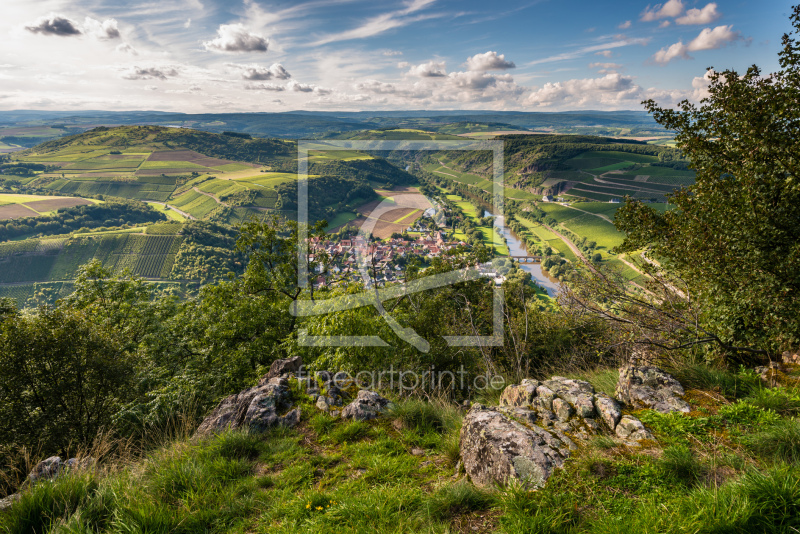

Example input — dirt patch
[147,150,255,168]
[24,198,92,212]
[0,204,39,220]
[450,510,501,534]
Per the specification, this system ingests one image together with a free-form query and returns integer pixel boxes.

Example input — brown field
[135,168,202,175]
[0,204,39,220]
[25,198,92,211]
[147,150,251,168]
[345,197,426,239]
[74,172,135,178]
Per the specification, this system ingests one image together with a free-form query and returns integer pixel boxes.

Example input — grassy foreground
[3,365,800,533]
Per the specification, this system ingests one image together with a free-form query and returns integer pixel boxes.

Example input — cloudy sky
[0,0,792,112]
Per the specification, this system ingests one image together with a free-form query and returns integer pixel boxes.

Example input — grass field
[148,203,187,221]
[561,213,625,251]
[325,212,358,230]
[170,190,221,219]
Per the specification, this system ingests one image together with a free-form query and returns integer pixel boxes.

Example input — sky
[0,0,793,112]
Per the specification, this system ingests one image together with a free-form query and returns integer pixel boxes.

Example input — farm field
[0,233,184,286]
[0,194,97,220]
[560,213,625,251]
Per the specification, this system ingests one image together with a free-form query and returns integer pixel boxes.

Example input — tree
[0,305,136,454]
[614,6,800,360]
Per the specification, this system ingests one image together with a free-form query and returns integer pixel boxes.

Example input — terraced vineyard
[0,233,184,288]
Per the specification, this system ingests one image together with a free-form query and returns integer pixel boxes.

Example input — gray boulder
[593,393,622,431]
[341,390,393,421]
[615,415,654,441]
[499,379,539,409]
[195,376,299,436]
[264,356,303,381]
[616,365,691,414]
[459,404,570,488]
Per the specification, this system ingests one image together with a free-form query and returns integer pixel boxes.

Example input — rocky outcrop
[615,415,653,441]
[499,376,629,438]
[341,390,394,421]
[460,404,571,488]
[615,365,691,414]
[0,455,96,510]
[265,355,303,381]
[196,375,300,436]
[468,371,662,488]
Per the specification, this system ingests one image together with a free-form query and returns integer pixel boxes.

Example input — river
[484,211,562,297]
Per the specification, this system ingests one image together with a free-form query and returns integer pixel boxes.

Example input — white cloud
[688,24,740,51]
[676,3,720,25]
[184,18,192,29]
[525,73,641,108]
[527,37,649,66]
[83,17,120,40]
[589,62,624,74]
[659,20,671,28]
[651,25,741,64]
[691,69,715,100]
[228,63,291,80]
[116,43,138,55]
[465,51,515,71]
[144,85,158,91]
[641,0,684,21]
[382,50,403,56]
[287,80,331,94]
[244,82,285,91]
[652,41,691,64]
[203,24,268,53]
[407,60,447,77]
[122,66,180,80]
[310,0,439,46]
[618,20,632,29]
[25,14,82,36]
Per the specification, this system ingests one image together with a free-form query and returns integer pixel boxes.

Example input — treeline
[0,199,165,241]
[429,134,666,179]
[275,174,376,223]
[169,221,246,283]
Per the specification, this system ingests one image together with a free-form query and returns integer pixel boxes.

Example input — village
[308,219,508,289]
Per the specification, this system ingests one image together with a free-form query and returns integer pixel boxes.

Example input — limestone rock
[499,379,538,409]
[553,398,574,422]
[615,415,654,441]
[264,356,303,381]
[593,393,622,431]
[616,364,691,414]
[0,493,20,511]
[195,375,298,436]
[28,456,63,484]
[341,390,393,421]
[459,404,569,488]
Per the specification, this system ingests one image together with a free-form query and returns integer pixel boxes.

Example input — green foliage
[669,364,760,400]
[0,261,159,454]
[0,199,165,241]
[425,480,497,521]
[616,8,800,360]
[746,387,800,417]
[742,419,800,463]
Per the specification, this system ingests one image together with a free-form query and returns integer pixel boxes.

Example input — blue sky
[0,0,793,112]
